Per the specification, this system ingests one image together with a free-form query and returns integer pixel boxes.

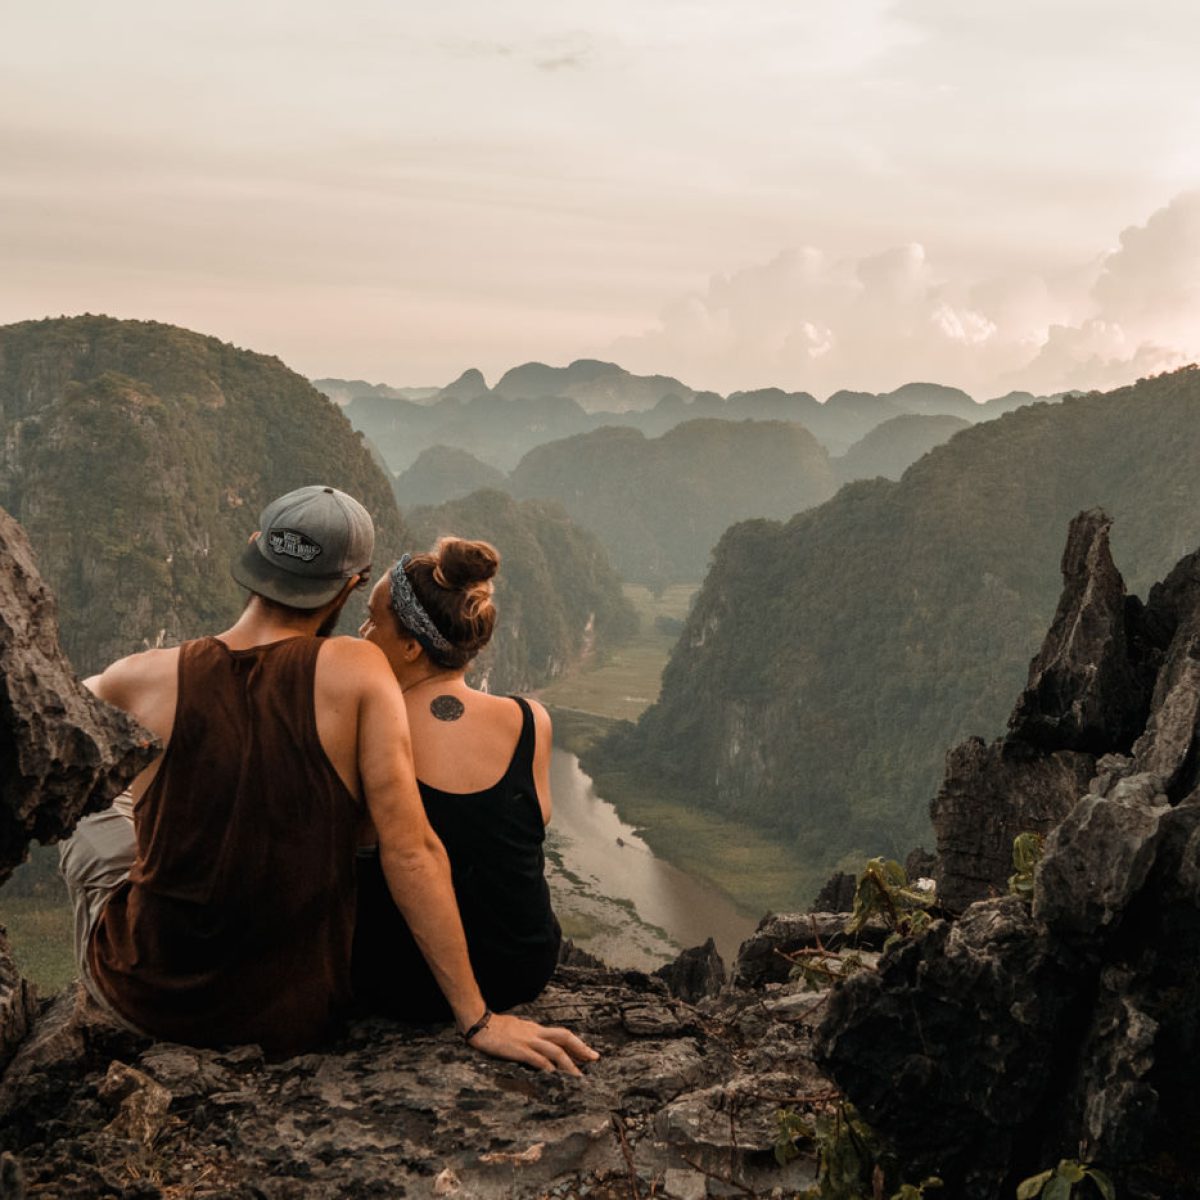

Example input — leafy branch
[1008,831,1046,900]
[1017,1159,1115,1200]
[846,858,938,950]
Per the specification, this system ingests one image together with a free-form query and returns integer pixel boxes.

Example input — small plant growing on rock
[846,858,937,950]
[775,1101,942,1200]
[791,948,868,992]
[1016,1159,1115,1199]
[1008,831,1046,900]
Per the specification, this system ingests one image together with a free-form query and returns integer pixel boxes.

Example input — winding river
[543,749,758,971]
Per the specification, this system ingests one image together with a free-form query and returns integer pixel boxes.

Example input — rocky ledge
[0,944,849,1199]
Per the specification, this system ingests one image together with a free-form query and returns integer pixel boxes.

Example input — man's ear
[402,637,424,664]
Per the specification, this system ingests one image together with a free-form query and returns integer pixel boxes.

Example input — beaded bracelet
[461,1007,493,1044]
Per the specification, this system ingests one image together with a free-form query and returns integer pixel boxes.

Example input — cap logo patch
[268,528,323,562]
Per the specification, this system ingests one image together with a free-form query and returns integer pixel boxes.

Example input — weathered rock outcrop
[820,511,1200,1199]
[652,937,726,1004]
[1,508,156,1076]
[933,509,1170,911]
[0,960,841,1199]
[0,508,156,884]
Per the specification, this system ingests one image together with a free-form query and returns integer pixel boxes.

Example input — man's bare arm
[347,641,597,1073]
[83,650,176,798]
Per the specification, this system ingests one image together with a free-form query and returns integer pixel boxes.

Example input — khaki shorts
[58,793,147,1032]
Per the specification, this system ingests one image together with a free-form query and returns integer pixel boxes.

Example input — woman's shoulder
[505,694,552,729]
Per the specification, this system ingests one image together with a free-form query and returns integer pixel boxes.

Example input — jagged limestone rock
[0,507,157,884]
[931,738,1094,912]
[933,509,1169,910]
[1033,772,1169,940]
[0,508,156,1073]
[820,512,1200,1199]
[653,938,726,1003]
[811,870,857,913]
[1131,544,1200,798]
[1007,509,1157,753]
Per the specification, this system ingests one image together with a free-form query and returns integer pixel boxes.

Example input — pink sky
[3,0,1199,396]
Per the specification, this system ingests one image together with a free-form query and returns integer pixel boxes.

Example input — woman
[354,536,562,1021]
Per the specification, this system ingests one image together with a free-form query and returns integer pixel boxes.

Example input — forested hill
[393,445,506,508]
[0,315,405,674]
[403,489,637,693]
[833,413,971,483]
[602,367,1200,883]
[509,419,837,586]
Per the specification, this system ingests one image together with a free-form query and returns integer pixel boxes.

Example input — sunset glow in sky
[4,0,1200,396]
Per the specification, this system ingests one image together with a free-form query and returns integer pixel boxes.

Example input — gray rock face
[653,938,726,1003]
[811,870,856,913]
[932,737,1095,912]
[933,509,1169,910]
[0,507,156,885]
[820,512,1200,1198]
[1008,509,1155,753]
[0,967,835,1198]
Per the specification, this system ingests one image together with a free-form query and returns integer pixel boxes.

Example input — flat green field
[2,895,75,995]
[541,584,819,917]
[538,584,696,721]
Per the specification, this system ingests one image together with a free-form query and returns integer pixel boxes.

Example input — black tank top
[352,696,561,1021]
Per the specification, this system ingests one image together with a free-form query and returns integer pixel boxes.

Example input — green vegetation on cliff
[404,488,637,693]
[510,419,838,586]
[0,315,406,674]
[602,367,1200,879]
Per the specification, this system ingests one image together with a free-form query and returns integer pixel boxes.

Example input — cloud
[608,192,1200,397]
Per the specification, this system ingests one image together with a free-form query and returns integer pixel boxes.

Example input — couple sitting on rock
[58,484,597,1073]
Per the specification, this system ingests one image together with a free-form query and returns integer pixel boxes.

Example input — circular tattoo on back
[430,694,465,722]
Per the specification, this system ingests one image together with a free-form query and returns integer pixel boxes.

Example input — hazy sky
[4,1,1200,396]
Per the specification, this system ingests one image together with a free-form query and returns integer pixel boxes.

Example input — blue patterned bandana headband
[388,554,454,660]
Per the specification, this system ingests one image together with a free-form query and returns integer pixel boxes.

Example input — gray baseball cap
[231,485,375,609]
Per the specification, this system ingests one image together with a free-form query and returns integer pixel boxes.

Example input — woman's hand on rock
[467,1013,600,1075]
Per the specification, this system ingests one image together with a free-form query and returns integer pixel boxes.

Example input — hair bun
[431,537,500,590]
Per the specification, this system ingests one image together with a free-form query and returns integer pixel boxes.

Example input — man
[60,484,596,1073]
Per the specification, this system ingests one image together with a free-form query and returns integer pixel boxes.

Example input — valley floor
[538,584,823,920]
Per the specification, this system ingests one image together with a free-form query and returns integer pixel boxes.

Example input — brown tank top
[89,636,361,1057]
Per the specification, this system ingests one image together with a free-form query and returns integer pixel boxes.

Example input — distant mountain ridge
[492,359,697,413]
[594,367,1200,887]
[312,378,440,406]
[330,362,1060,473]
